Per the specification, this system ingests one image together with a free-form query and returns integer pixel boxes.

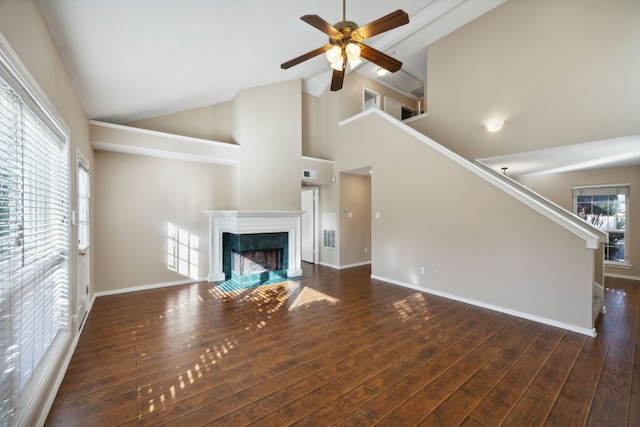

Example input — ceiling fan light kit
[281,0,409,91]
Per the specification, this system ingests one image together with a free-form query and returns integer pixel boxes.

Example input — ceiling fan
[281,0,409,91]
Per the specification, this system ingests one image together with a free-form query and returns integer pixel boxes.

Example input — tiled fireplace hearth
[204,210,304,283]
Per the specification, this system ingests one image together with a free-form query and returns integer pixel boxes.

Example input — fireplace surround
[204,210,304,283]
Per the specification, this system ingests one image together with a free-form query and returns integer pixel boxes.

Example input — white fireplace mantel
[203,210,304,282]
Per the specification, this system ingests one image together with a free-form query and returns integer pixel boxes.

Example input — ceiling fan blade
[301,15,342,38]
[352,10,409,40]
[281,45,329,69]
[360,45,402,72]
[331,68,345,91]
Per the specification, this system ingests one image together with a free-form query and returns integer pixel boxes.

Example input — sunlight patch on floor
[289,286,339,311]
[393,292,430,321]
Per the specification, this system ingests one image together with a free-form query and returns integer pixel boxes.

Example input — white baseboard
[370,274,597,338]
[340,261,372,269]
[94,277,206,298]
[318,261,371,270]
[318,262,340,269]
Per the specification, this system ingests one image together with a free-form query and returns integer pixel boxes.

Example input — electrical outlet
[364,248,368,254]
[420,267,425,274]
[435,270,440,278]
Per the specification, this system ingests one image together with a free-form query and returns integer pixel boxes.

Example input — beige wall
[232,79,302,210]
[333,111,595,332]
[415,0,640,161]
[302,92,326,159]
[93,151,235,292]
[126,102,233,143]
[517,165,640,278]
[339,172,371,267]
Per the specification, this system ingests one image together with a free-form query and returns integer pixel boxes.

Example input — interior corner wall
[516,165,640,279]
[339,173,372,267]
[302,92,327,159]
[126,102,233,143]
[93,151,236,293]
[339,72,418,122]
[231,79,302,210]
[416,0,640,162]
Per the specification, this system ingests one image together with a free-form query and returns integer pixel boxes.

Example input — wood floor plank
[246,383,343,426]
[631,281,640,427]
[357,310,500,422]
[528,331,586,399]
[503,389,554,426]
[586,280,639,426]
[375,387,442,426]
[240,366,324,422]
[545,281,626,426]
[423,314,518,400]
[417,367,500,426]
[332,409,375,426]
[291,367,404,425]
[44,264,640,426]
[471,324,562,425]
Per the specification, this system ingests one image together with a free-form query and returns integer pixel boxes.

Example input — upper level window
[573,185,629,266]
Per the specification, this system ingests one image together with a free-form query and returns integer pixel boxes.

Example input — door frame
[301,187,320,264]
[76,149,90,329]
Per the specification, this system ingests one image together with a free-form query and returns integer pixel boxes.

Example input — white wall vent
[302,169,317,179]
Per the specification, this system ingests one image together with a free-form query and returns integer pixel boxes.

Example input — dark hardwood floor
[45,263,639,426]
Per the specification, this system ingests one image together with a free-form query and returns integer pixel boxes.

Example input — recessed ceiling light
[486,120,504,132]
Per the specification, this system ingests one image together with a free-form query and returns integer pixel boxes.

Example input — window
[78,154,90,251]
[167,223,199,280]
[573,185,629,265]
[0,61,69,423]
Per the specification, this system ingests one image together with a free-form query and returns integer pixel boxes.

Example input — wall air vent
[302,169,317,179]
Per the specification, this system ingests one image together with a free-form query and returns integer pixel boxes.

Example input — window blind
[0,72,69,424]
[572,185,629,197]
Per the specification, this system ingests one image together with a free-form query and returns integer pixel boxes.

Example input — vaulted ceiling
[35,1,640,175]
[36,0,506,124]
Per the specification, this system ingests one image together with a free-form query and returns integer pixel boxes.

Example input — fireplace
[224,232,288,286]
[204,210,303,283]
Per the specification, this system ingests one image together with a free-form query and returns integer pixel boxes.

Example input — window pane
[574,187,628,264]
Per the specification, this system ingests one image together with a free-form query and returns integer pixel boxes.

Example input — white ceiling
[36,0,506,124]
[479,135,640,177]
[35,0,640,175]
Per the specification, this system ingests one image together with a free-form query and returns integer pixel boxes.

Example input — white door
[301,188,317,263]
[77,151,90,328]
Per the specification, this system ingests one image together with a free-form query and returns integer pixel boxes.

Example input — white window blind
[0,72,69,424]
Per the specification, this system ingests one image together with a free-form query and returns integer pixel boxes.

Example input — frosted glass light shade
[325,45,342,64]
[345,43,362,68]
[486,120,504,132]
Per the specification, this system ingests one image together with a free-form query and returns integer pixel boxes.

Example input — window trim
[572,183,630,267]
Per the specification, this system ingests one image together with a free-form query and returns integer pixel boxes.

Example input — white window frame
[0,34,72,426]
[572,184,630,267]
